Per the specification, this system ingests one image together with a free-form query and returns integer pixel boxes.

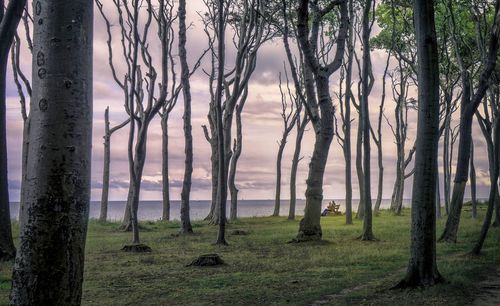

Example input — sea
[9,199,411,221]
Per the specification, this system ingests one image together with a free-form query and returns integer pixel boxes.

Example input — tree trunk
[295,77,333,242]
[161,115,170,221]
[229,102,243,221]
[178,0,193,233]
[100,108,111,222]
[471,116,499,254]
[359,0,375,240]
[355,116,365,219]
[470,140,477,219]
[289,116,308,220]
[343,0,354,225]
[395,0,443,287]
[436,165,441,219]
[0,0,26,262]
[215,0,227,245]
[443,119,451,214]
[273,134,288,216]
[10,0,93,303]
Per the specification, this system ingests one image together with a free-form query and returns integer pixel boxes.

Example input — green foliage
[0,211,499,305]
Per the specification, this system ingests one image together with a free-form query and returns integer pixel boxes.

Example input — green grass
[1,207,499,306]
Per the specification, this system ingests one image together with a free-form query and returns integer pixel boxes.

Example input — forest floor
[0,205,499,306]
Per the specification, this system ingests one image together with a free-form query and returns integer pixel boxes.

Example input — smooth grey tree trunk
[342,0,355,225]
[0,0,26,262]
[100,107,128,222]
[273,136,287,217]
[229,99,244,221]
[289,115,308,220]
[395,0,443,288]
[179,0,193,234]
[215,0,227,245]
[10,0,93,303]
[161,116,170,221]
[358,0,375,241]
[355,116,364,219]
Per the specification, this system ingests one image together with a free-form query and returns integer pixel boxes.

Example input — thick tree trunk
[295,77,333,242]
[289,116,308,220]
[161,116,170,221]
[396,0,443,288]
[440,114,473,242]
[10,0,93,303]
[273,134,288,216]
[179,0,193,233]
[0,0,26,262]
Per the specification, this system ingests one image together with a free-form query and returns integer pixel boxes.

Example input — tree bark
[215,0,227,245]
[10,0,93,303]
[161,115,170,221]
[359,0,375,240]
[100,108,112,222]
[355,116,364,219]
[289,115,308,220]
[469,140,477,219]
[0,0,26,262]
[229,99,244,221]
[178,0,193,234]
[274,133,288,217]
[395,0,443,288]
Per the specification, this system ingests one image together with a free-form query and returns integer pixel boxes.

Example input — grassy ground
[0,206,499,306]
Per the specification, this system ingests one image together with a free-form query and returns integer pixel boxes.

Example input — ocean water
[9,199,410,222]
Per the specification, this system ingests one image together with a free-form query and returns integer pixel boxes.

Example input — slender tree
[178,0,193,234]
[273,72,299,217]
[395,0,444,288]
[214,0,228,246]
[0,0,26,262]
[358,0,376,240]
[100,107,129,222]
[10,0,93,303]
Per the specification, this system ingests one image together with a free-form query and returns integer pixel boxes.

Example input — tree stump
[121,244,152,253]
[187,254,225,267]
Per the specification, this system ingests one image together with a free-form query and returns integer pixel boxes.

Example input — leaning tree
[440,0,500,243]
[10,0,93,303]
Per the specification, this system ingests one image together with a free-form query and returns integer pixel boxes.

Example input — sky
[4,1,492,202]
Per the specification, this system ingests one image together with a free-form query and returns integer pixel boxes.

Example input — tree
[178,0,194,234]
[0,0,26,262]
[358,0,376,240]
[440,0,500,243]
[214,0,228,246]
[202,0,274,224]
[10,0,93,303]
[100,107,129,222]
[291,0,348,242]
[273,72,299,217]
[395,0,444,288]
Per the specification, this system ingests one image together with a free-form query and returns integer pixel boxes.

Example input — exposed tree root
[187,254,225,267]
[121,244,152,253]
